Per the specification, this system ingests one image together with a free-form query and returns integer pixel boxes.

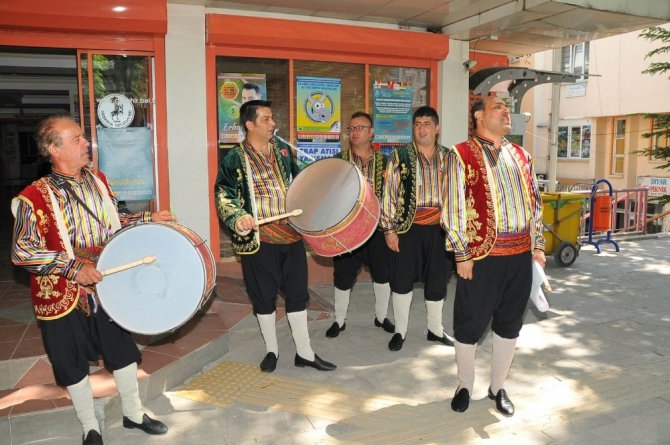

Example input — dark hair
[239,99,272,132]
[350,111,373,127]
[413,106,439,125]
[34,114,75,160]
[470,99,485,130]
[242,82,261,94]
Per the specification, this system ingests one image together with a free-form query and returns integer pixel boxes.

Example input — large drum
[286,157,380,257]
[96,222,216,335]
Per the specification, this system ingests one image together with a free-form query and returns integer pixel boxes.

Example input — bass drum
[96,222,216,335]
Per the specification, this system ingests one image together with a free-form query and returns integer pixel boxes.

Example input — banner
[97,126,154,201]
[217,73,267,144]
[295,76,341,163]
[372,81,413,155]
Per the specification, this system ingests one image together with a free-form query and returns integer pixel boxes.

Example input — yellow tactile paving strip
[174,360,418,424]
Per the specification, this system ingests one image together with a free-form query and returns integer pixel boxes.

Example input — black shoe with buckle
[123,414,169,435]
[488,388,515,416]
[388,333,405,351]
[374,317,395,333]
[325,321,345,338]
[426,330,455,346]
[83,429,103,445]
[260,352,278,372]
[294,353,337,371]
[451,387,470,413]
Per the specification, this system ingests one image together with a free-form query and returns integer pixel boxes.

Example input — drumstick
[100,255,157,276]
[256,209,303,226]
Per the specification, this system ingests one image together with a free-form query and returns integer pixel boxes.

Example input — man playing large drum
[381,106,455,351]
[325,111,395,338]
[214,100,336,373]
[11,115,172,445]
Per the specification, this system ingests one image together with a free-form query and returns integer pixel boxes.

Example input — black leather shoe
[488,388,515,416]
[294,353,337,371]
[451,387,470,413]
[374,317,395,333]
[388,333,405,351]
[83,429,103,445]
[123,414,169,435]
[426,330,455,347]
[325,322,345,338]
[260,352,277,372]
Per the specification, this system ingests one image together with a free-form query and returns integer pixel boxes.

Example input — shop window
[557,124,591,159]
[612,119,626,175]
[561,42,589,77]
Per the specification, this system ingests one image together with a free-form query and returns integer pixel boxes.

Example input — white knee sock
[333,287,351,326]
[392,291,413,338]
[425,299,445,336]
[113,362,143,424]
[66,375,100,434]
[455,340,477,392]
[287,310,315,360]
[373,282,391,321]
[490,333,517,394]
[257,312,278,355]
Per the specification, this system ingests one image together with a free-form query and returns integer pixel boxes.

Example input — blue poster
[373,81,413,155]
[97,126,154,201]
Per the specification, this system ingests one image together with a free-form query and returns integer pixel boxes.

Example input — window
[612,119,626,175]
[561,42,589,76]
[649,116,669,161]
[557,124,591,159]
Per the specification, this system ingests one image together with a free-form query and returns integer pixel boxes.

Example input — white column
[438,39,470,148]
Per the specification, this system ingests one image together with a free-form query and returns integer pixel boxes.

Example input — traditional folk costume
[215,138,333,371]
[381,142,454,349]
[442,134,545,414]
[12,168,160,437]
[326,149,393,337]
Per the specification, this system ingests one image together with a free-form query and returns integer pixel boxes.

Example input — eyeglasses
[346,125,371,132]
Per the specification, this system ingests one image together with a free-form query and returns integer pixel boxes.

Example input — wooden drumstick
[100,255,157,276]
[256,209,303,226]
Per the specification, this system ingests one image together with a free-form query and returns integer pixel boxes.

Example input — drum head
[96,224,206,335]
[287,158,361,232]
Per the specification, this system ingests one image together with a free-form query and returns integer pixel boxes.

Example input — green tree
[640,26,670,205]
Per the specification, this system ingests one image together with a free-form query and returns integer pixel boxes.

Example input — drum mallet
[256,209,303,226]
[100,255,157,276]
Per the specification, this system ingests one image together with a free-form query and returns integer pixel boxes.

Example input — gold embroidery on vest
[36,275,62,300]
[465,191,483,243]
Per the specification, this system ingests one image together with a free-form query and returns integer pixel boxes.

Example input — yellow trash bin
[541,192,588,266]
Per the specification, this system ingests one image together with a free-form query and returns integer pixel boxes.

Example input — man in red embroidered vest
[12,115,173,445]
[442,96,546,416]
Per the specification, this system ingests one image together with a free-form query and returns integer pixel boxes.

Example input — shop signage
[637,176,670,197]
[296,76,341,163]
[217,73,267,144]
[97,94,135,128]
[372,80,413,155]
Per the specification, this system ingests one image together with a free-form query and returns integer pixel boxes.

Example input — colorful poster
[296,76,341,163]
[97,126,154,201]
[372,81,413,155]
[217,73,267,144]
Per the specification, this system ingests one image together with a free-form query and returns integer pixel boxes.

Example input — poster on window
[372,80,413,155]
[217,73,267,144]
[295,76,341,163]
[97,126,154,201]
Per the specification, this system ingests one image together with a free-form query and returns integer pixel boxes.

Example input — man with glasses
[381,106,455,351]
[325,111,395,339]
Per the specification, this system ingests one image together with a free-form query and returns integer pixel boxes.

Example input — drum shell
[96,222,216,335]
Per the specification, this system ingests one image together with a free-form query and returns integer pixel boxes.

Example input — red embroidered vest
[453,138,535,260]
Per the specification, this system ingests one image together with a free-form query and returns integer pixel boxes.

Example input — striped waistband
[489,231,531,256]
[259,223,302,244]
[414,207,441,225]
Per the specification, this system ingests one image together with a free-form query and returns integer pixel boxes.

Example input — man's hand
[385,232,400,252]
[75,263,103,286]
[235,214,257,234]
[151,210,175,223]
[533,250,546,268]
[456,260,474,280]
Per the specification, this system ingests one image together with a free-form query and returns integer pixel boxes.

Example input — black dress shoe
[451,387,470,413]
[374,317,395,333]
[260,352,278,372]
[488,388,515,416]
[426,330,455,347]
[388,333,405,351]
[123,414,169,435]
[325,321,345,338]
[83,429,103,445]
[294,353,337,371]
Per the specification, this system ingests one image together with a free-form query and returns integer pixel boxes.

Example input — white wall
[439,39,469,148]
[165,4,210,241]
